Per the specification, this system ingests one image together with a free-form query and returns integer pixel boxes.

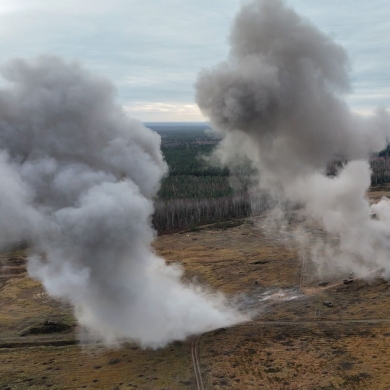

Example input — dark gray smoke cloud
[0,56,243,347]
[196,0,390,278]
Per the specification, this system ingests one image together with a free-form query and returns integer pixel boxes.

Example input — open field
[1,187,390,389]
[200,322,390,390]
[0,342,192,390]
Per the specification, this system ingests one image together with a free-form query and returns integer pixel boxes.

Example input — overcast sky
[0,0,389,121]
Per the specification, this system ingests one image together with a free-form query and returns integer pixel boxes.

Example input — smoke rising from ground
[196,0,390,279]
[0,56,243,347]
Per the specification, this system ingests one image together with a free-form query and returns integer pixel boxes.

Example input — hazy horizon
[0,1,389,122]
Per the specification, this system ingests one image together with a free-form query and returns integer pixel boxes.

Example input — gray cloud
[0,56,243,347]
[196,0,390,279]
[289,0,390,114]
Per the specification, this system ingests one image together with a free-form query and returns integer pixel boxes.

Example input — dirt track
[191,335,205,390]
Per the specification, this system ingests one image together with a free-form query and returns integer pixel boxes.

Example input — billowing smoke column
[0,56,242,347]
[196,0,390,278]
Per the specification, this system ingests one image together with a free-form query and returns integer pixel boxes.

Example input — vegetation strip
[0,339,77,349]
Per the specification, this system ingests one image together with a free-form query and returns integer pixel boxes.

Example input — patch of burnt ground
[21,321,72,337]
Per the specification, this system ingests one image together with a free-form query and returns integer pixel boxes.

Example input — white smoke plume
[0,56,243,348]
[196,0,390,279]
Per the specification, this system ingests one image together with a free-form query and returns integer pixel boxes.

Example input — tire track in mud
[191,335,205,390]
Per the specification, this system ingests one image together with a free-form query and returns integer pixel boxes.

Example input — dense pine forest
[150,124,254,232]
[150,124,390,233]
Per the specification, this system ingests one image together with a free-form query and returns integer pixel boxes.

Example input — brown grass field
[1,186,390,389]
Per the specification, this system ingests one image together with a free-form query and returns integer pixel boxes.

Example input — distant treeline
[153,194,273,233]
[161,144,228,177]
[370,157,390,186]
[158,175,232,200]
[328,157,390,186]
[152,129,390,233]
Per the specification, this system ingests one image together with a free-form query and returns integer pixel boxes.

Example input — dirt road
[191,335,204,390]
